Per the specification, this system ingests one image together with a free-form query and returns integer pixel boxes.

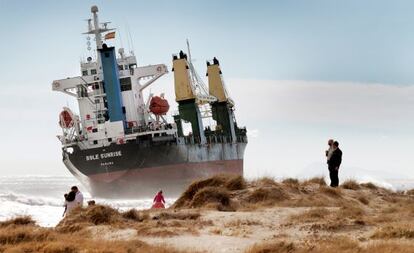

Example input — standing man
[328,141,342,187]
[71,186,84,207]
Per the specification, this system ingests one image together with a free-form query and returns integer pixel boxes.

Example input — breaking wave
[0,176,175,227]
[0,192,64,207]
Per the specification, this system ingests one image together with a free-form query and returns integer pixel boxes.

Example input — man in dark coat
[328,141,342,187]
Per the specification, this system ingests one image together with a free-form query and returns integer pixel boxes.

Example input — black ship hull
[63,141,246,198]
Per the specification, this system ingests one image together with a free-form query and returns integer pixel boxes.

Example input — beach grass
[1,174,414,252]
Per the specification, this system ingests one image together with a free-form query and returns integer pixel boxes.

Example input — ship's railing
[125,123,175,135]
[181,134,247,145]
[236,135,248,143]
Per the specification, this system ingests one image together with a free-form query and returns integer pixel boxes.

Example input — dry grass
[129,209,203,238]
[0,226,53,245]
[360,182,378,189]
[0,214,196,253]
[341,179,361,190]
[0,216,36,227]
[134,216,201,238]
[245,237,414,253]
[173,175,408,211]
[246,187,289,204]
[56,204,204,241]
[121,209,150,222]
[282,178,300,186]
[121,209,200,222]
[225,219,262,227]
[338,205,365,218]
[367,202,414,224]
[254,177,279,187]
[155,211,200,220]
[190,186,231,208]
[136,226,181,237]
[56,205,122,233]
[225,175,247,190]
[357,195,370,205]
[85,205,119,225]
[0,237,189,253]
[173,174,245,209]
[57,205,199,239]
[371,224,414,239]
[2,175,413,253]
[209,227,222,235]
[319,186,342,197]
[172,174,413,231]
[246,241,295,253]
[304,176,327,186]
[289,208,331,223]
[288,205,366,232]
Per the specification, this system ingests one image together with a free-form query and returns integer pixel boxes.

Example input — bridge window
[90,69,97,75]
[120,77,132,91]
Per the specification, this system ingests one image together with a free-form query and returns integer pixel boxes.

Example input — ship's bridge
[80,53,138,77]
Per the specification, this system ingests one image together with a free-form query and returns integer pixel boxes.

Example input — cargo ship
[52,6,247,197]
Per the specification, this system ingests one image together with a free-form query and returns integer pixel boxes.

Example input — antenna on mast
[126,23,135,55]
[83,5,115,50]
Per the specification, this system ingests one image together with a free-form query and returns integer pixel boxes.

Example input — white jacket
[65,200,77,214]
[326,146,335,161]
[75,191,84,207]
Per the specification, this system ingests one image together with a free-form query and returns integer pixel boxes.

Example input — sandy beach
[0,174,413,253]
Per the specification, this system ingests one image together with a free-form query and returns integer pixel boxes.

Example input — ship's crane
[185,40,217,105]
[206,55,237,142]
[206,57,234,107]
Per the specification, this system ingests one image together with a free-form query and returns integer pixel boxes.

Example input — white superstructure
[52,6,174,149]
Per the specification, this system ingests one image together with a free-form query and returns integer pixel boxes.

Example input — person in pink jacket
[152,190,165,209]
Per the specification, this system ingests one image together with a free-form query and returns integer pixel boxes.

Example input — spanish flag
[104,31,115,40]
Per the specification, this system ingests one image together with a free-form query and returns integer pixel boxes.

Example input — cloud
[228,79,414,130]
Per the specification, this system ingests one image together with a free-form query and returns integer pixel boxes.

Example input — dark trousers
[328,166,339,187]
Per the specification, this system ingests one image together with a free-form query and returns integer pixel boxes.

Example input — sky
[0,0,414,183]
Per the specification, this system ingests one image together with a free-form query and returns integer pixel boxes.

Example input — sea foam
[0,176,174,227]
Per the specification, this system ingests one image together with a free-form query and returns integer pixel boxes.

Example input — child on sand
[152,190,165,209]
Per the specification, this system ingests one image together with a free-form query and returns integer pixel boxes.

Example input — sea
[0,176,176,227]
[0,175,413,227]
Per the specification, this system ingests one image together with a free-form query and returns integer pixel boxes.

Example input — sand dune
[0,174,413,252]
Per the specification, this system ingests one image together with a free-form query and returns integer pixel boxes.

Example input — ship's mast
[91,6,103,49]
[83,6,115,52]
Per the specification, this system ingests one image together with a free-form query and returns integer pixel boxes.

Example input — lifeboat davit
[149,96,169,115]
[59,107,75,129]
